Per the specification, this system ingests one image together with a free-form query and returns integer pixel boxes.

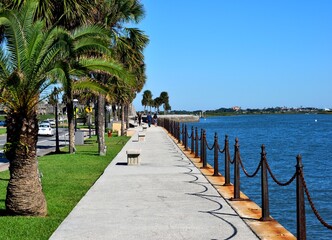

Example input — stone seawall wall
[158,114,200,122]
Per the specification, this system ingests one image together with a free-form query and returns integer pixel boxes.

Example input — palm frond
[75,57,134,85]
[72,77,109,95]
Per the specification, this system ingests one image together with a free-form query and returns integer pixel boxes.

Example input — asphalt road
[0,128,69,165]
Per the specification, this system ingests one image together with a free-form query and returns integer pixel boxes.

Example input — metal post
[224,135,231,186]
[185,125,188,150]
[181,123,185,145]
[232,138,241,200]
[213,132,219,176]
[200,129,204,163]
[88,113,92,138]
[55,95,60,153]
[296,155,306,240]
[177,122,181,144]
[195,127,199,158]
[191,126,194,154]
[74,106,77,132]
[202,130,207,168]
[260,145,271,221]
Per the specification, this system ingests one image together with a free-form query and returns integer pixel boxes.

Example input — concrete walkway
[50,126,259,240]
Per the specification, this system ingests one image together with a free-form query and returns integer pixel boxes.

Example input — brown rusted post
[213,132,219,176]
[182,123,185,145]
[232,138,241,200]
[195,127,199,158]
[202,130,207,168]
[200,129,204,163]
[175,121,177,138]
[260,145,271,221]
[296,155,306,240]
[224,135,231,186]
[170,120,173,136]
[184,125,188,150]
[178,122,181,142]
[178,122,181,144]
[191,126,194,154]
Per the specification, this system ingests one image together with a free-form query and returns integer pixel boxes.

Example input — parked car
[0,120,6,127]
[48,119,56,127]
[38,123,54,136]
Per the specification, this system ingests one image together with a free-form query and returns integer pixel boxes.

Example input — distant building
[232,106,241,111]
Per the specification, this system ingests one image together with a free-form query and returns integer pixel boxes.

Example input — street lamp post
[54,87,60,153]
[86,101,94,138]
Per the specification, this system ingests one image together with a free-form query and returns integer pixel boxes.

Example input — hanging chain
[265,159,296,186]
[204,137,215,151]
[238,157,261,178]
[300,169,332,230]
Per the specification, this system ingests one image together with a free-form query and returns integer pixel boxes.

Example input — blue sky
[132,0,332,111]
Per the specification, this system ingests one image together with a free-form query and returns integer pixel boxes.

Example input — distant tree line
[141,90,171,113]
[170,107,331,116]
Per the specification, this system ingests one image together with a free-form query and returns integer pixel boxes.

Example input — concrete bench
[138,132,146,141]
[126,149,141,165]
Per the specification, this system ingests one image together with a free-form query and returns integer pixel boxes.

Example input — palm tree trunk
[5,110,47,216]
[67,101,75,153]
[121,104,125,136]
[97,95,106,156]
[125,104,129,129]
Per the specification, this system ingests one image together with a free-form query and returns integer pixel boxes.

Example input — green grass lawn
[0,135,129,240]
[0,127,6,135]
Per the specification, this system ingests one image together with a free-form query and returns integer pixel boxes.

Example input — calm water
[186,114,332,240]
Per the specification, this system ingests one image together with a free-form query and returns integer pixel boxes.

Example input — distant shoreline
[168,108,332,117]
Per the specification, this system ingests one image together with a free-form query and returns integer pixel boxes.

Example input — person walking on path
[147,112,152,127]
[153,113,158,126]
[137,112,142,126]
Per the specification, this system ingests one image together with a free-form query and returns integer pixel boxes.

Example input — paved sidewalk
[50,126,259,240]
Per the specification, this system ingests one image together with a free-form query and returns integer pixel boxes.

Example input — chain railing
[158,118,332,240]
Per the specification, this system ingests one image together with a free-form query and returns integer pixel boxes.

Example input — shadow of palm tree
[0,208,7,216]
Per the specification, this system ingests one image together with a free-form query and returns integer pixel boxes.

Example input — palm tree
[2,0,93,30]
[1,0,113,156]
[89,0,148,155]
[164,102,172,112]
[153,97,163,113]
[142,90,153,113]
[60,25,132,154]
[0,1,132,215]
[160,91,170,114]
[0,2,74,216]
[115,28,149,127]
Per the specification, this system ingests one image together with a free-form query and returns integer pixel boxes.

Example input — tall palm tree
[0,1,132,215]
[0,0,110,156]
[115,28,149,126]
[0,2,73,216]
[153,97,163,113]
[160,91,170,114]
[61,25,132,154]
[142,90,153,112]
[89,0,148,155]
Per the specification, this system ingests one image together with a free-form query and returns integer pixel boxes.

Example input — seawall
[157,114,200,122]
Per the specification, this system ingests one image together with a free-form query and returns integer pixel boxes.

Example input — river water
[185,114,332,240]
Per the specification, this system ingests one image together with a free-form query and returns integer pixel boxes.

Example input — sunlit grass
[0,135,129,240]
